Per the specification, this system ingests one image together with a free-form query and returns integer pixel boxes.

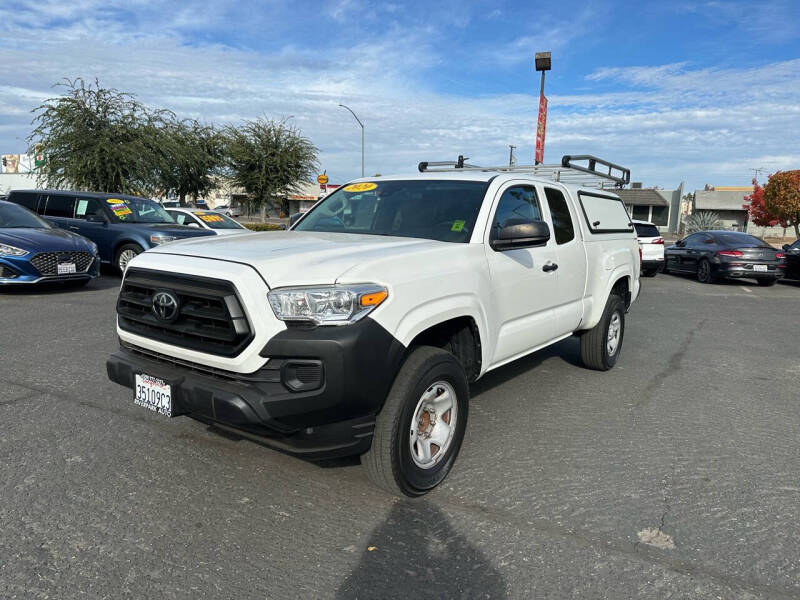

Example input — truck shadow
[335,500,507,599]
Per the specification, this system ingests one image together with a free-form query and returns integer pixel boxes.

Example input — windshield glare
[109,197,175,223]
[0,203,51,228]
[193,211,244,229]
[293,180,490,242]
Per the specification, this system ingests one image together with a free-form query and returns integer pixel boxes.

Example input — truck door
[541,185,587,335]
[484,183,560,365]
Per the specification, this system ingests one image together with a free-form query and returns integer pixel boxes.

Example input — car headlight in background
[268,284,388,325]
[150,234,177,246]
[0,243,29,257]
[89,241,100,255]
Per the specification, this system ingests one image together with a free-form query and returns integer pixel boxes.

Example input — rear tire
[362,346,469,497]
[115,243,143,274]
[757,278,777,287]
[580,294,625,371]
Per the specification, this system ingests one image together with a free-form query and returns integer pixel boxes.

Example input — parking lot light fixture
[338,104,364,178]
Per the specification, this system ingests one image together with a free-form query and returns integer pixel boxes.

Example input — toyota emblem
[152,290,180,322]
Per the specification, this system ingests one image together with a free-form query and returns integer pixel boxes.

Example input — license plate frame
[134,373,173,417]
[57,262,77,275]
[753,264,768,272]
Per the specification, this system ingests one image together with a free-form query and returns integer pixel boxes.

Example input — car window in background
[167,211,194,226]
[0,202,52,228]
[791,240,800,251]
[634,223,660,238]
[714,232,771,247]
[295,180,489,243]
[191,211,244,229]
[10,192,39,211]
[74,197,106,220]
[683,233,705,245]
[43,195,76,218]
[543,187,575,245]
[107,197,175,223]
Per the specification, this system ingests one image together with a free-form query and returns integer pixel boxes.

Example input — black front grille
[30,251,94,275]
[117,268,254,357]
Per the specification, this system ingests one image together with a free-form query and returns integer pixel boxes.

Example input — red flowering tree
[763,170,800,237]
[742,178,780,228]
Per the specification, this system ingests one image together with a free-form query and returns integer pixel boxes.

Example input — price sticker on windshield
[198,214,224,223]
[343,182,377,193]
[107,198,125,205]
[451,220,465,232]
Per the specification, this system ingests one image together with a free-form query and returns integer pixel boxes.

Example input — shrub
[244,223,285,231]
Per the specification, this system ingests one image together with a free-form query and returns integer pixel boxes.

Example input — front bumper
[106,317,406,459]
[0,255,100,285]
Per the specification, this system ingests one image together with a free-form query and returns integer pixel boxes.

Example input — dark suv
[7,190,215,272]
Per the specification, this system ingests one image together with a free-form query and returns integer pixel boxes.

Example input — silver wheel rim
[119,249,138,271]
[409,380,457,470]
[607,312,622,357]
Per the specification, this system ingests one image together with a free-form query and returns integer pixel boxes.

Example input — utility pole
[508,145,516,167]
[749,167,764,181]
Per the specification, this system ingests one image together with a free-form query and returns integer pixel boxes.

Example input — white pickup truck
[107,155,640,496]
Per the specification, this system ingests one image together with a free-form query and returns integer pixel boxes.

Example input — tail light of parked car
[717,250,743,257]
[776,252,786,267]
[651,237,664,244]
[638,246,642,263]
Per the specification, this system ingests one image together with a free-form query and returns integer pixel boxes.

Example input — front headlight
[268,284,388,325]
[0,243,28,257]
[89,241,99,255]
[150,234,177,246]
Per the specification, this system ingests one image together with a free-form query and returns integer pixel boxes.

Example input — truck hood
[149,230,450,287]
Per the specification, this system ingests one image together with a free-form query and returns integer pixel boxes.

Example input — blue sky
[1,0,799,191]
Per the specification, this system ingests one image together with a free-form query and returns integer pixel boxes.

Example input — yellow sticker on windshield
[451,220,465,232]
[198,214,224,223]
[107,198,125,204]
[343,182,377,193]
[112,206,132,216]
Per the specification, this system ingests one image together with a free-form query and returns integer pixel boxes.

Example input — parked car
[161,200,180,209]
[214,204,241,218]
[0,199,100,286]
[665,230,785,285]
[186,200,210,210]
[781,239,800,280]
[165,208,249,235]
[107,156,641,496]
[6,190,215,272]
[633,219,664,277]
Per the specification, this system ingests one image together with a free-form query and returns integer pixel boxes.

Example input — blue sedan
[0,200,100,286]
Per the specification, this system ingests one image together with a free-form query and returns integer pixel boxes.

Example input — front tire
[580,294,625,371]
[362,346,469,497]
[115,243,143,274]
[697,258,713,284]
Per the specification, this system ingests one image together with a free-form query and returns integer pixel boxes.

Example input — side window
[74,197,104,220]
[543,187,575,244]
[43,194,76,218]
[684,233,705,246]
[492,185,541,237]
[11,192,39,211]
[172,212,188,225]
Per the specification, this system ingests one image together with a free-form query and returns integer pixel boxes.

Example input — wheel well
[611,276,631,308]
[407,317,482,382]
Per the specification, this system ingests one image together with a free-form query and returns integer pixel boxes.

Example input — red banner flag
[535,94,547,164]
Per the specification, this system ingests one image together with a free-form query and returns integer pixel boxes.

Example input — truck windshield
[293,180,489,243]
[107,197,175,224]
[191,211,244,229]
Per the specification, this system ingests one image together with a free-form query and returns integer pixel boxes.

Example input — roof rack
[417,154,631,188]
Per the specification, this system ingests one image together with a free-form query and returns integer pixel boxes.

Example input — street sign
[317,174,329,185]
[535,94,547,164]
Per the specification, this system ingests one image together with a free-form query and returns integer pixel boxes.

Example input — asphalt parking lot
[2,272,799,599]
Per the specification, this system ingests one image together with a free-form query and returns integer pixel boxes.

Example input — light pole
[534,51,551,165]
[338,104,364,177]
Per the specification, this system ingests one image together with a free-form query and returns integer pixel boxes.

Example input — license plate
[134,373,173,417]
[753,264,768,272]
[57,262,77,274]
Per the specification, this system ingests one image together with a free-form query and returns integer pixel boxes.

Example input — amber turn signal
[360,290,388,307]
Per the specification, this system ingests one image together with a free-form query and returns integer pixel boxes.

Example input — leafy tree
[223,117,318,221]
[28,78,171,195]
[159,119,222,205]
[685,211,721,233]
[742,178,779,228]
[763,170,800,237]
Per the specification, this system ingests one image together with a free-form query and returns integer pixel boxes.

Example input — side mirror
[86,214,107,224]
[675,239,684,247]
[783,244,790,251]
[490,219,551,251]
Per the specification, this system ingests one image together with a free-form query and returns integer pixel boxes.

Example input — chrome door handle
[542,262,558,272]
